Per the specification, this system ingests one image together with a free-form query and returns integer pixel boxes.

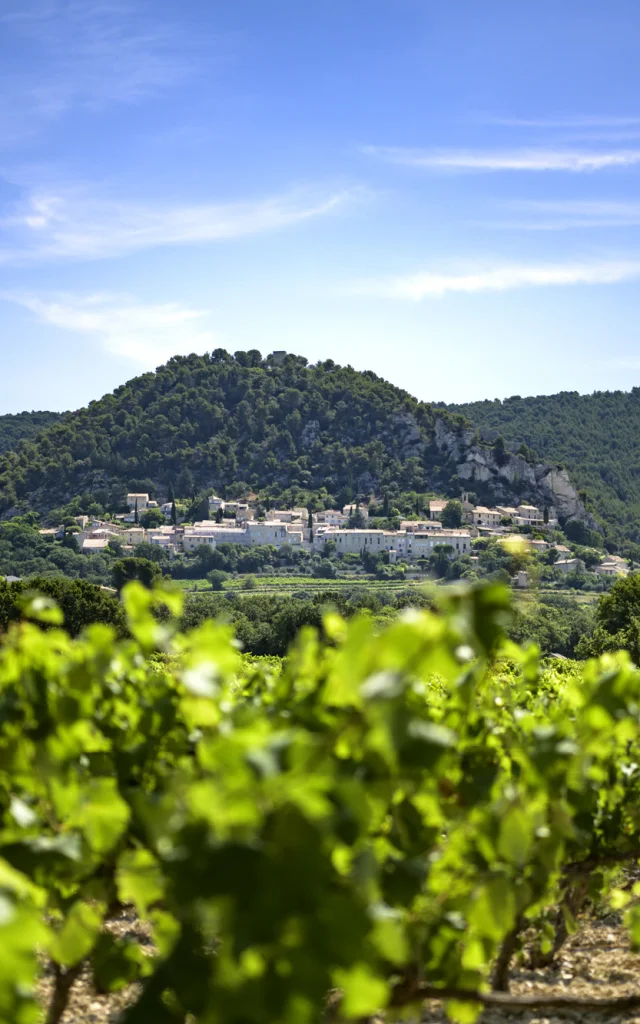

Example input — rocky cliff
[434,418,597,527]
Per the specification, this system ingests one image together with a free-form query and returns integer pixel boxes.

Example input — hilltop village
[50,490,628,586]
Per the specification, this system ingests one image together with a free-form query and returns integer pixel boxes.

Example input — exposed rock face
[537,466,588,522]
[434,417,597,528]
[391,412,427,458]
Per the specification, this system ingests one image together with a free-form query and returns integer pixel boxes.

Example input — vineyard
[2,582,640,1023]
[175,575,425,595]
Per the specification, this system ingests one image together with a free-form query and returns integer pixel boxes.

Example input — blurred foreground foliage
[0,581,639,1022]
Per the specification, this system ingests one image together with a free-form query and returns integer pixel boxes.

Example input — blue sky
[2,0,640,412]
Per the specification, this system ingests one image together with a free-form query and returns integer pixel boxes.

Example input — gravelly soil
[416,919,640,1024]
[37,914,640,1023]
[37,909,148,1024]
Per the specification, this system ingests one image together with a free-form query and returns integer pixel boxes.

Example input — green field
[173,574,431,595]
[173,575,602,604]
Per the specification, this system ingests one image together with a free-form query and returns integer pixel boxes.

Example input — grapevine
[0,582,639,1022]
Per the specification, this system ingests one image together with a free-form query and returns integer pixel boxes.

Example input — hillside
[447,389,640,550]
[0,350,588,523]
[0,410,62,454]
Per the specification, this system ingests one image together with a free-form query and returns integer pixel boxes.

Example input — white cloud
[0,185,355,262]
[363,145,640,172]
[352,259,640,300]
[5,292,217,365]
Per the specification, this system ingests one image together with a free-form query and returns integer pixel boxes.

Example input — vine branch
[388,984,640,1012]
[45,961,84,1024]
[564,849,640,875]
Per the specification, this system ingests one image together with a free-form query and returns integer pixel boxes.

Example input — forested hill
[0,351,471,516]
[0,411,62,455]
[447,389,640,549]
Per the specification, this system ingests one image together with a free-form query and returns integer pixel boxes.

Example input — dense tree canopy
[0,517,112,583]
[0,410,62,455]
[448,389,640,550]
[0,351,466,518]
[0,576,123,636]
[112,557,162,592]
[576,573,640,662]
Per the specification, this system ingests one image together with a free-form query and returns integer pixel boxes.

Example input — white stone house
[400,520,441,533]
[411,530,471,558]
[315,510,347,527]
[317,527,471,560]
[80,538,111,552]
[513,504,544,527]
[596,561,629,577]
[127,493,149,511]
[555,557,585,574]
[246,521,303,546]
[471,507,501,527]
[123,528,145,546]
[183,526,247,553]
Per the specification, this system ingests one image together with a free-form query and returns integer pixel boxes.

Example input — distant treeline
[0,410,62,455]
[0,575,598,661]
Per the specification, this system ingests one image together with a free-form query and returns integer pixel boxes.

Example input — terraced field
[173,574,431,595]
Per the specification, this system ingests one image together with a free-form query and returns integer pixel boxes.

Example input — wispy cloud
[5,292,217,365]
[0,184,356,263]
[363,145,640,173]
[0,1,196,144]
[351,259,640,300]
[483,115,640,128]
[485,200,640,231]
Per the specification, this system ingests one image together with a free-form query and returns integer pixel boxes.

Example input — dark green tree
[207,569,228,592]
[0,577,124,637]
[430,543,455,578]
[140,508,166,529]
[168,481,177,525]
[112,557,162,593]
[441,500,464,529]
[493,435,508,467]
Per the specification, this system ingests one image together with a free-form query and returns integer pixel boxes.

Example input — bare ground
[37,915,640,1023]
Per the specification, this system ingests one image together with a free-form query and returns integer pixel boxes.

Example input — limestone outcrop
[434,417,597,528]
